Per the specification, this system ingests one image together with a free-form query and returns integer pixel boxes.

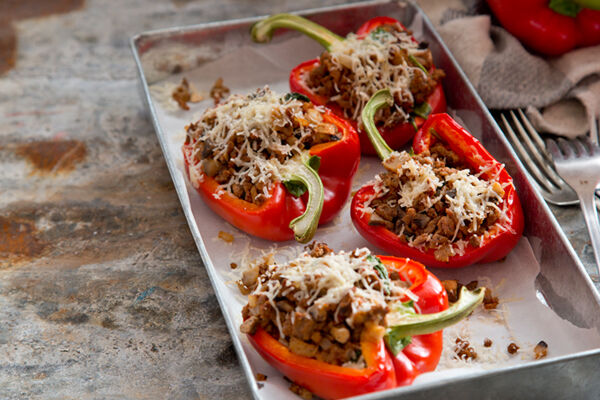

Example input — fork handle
[580,193,600,276]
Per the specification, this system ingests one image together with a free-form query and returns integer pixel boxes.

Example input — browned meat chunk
[240,316,259,335]
[483,288,499,310]
[455,338,477,360]
[442,280,459,303]
[289,337,318,358]
[210,77,230,105]
[330,326,350,344]
[306,242,333,258]
[534,341,548,359]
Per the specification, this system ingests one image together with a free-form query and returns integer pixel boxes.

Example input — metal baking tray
[131,1,600,398]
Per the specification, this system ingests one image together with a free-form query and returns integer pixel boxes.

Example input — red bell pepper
[246,254,483,399]
[251,14,446,155]
[487,0,600,56]
[378,255,448,386]
[182,97,360,243]
[351,90,524,268]
[249,328,396,399]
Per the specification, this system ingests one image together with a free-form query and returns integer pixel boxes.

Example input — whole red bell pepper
[487,0,600,56]
[245,255,485,399]
[251,14,446,155]
[182,98,360,243]
[351,90,524,268]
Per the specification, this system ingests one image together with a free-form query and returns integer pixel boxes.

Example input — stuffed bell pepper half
[251,14,446,154]
[351,90,524,268]
[239,242,484,399]
[182,87,360,243]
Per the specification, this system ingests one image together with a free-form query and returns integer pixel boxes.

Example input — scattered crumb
[289,382,313,400]
[443,279,487,306]
[218,231,235,243]
[483,338,492,347]
[236,281,251,295]
[534,341,548,359]
[507,342,519,355]
[230,262,238,270]
[442,280,459,303]
[257,382,264,389]
[172,78,203,110]
[455,338,477,360]
[255,373,267,381]
[465,280,478,290]
[483,288,499,310]
[210,77,230,105]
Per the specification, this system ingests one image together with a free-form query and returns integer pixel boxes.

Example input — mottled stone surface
[550,204,600,282]
[0,1,357,398]
[1,1,598,399]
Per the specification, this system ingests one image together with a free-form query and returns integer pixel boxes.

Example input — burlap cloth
[416,0,600,139]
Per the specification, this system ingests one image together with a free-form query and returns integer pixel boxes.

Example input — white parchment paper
[146,25,600,400]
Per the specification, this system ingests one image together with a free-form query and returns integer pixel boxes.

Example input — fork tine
[500,113,556,192]
[557,138,574,158]
[517,109,553,163]
[546,138,563,160]
[582,135,600,156]
[573,137,589,157]
[510,110,564,188]
[590,117,599,145]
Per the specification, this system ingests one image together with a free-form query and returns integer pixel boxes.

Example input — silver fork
[499,110,600,207]
[546,137,600,274]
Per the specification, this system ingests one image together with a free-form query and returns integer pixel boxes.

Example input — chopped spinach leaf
[413,102,432,119]
[284,92,310,103]
[283,179,307,197]
[307,155,321,172]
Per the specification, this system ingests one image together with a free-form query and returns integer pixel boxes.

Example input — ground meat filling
[365,144,506,262]
[239,243,412,368]
[185,88,341,205]
[306,24,445,128]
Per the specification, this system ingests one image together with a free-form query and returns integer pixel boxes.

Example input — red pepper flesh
[289,17,446,155]
[248,328,396,399]
[246,256,448,399]
[352,113,525,268]
[183,109,360,241]
[487,0,600,56]
[379,256,448,384]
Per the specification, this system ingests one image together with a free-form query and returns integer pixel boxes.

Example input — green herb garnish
[413,102,432,119]
[307,155,321,172]
[284,92,310,102]
[283,179,307,197]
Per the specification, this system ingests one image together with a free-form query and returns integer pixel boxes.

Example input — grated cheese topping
[382,151,441,209]
[326,29,425,125]
[250,248,412,338]
[185,87,329,199]
[444,169,504,234]
[365,150,508,253]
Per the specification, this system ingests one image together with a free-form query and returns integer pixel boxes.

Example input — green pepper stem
[549,0,582,17]
[251,13,344,51]
[571,0,600,11]
[361,89,394,160]
[287,159,324,243]
[386,286,485,337]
